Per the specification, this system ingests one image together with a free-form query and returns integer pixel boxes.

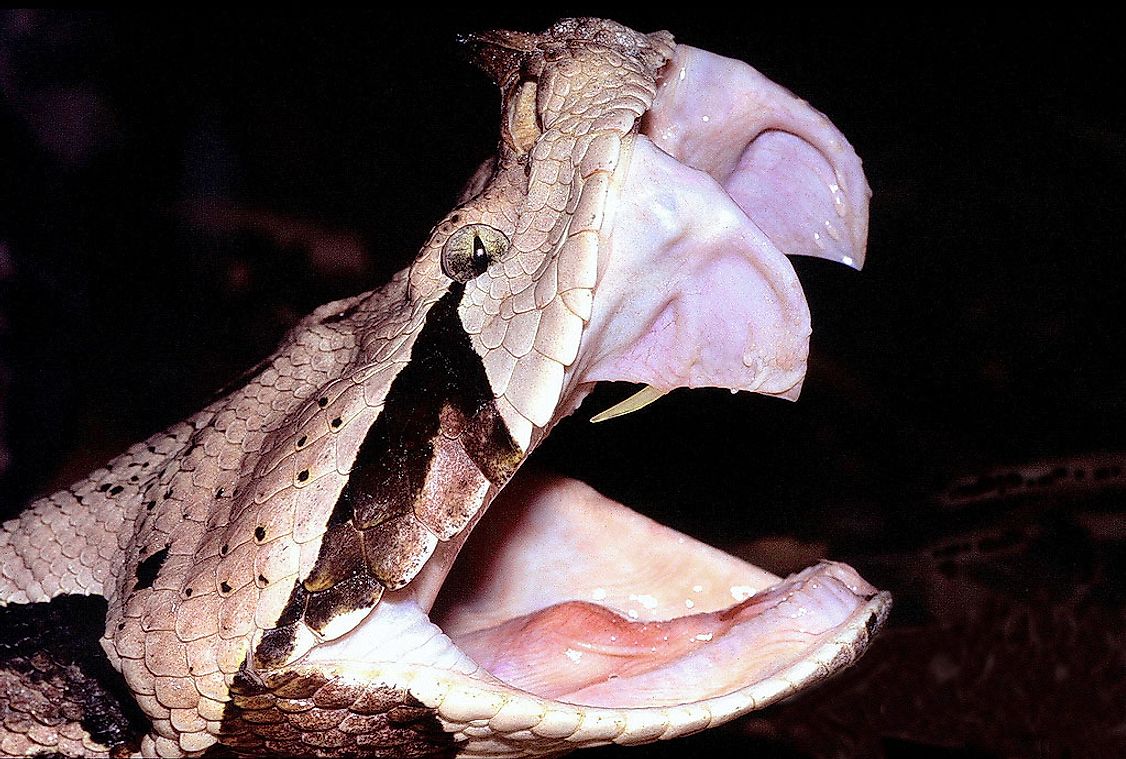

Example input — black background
[1,9,1123,757]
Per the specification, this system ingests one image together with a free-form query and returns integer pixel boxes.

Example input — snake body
[0,18,885,758]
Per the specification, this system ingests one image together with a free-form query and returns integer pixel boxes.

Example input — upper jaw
[577,135,812,401]
[644,44,870,271]
[577,43,870,402]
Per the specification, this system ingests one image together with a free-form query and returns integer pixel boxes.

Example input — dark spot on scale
[258,574,268,585]
[254,526,266,541]
[109,485,124,496]
[216,487,224,498]
[220,581,233,594]
[331,417,342,428]
[296,435,307,448]
[133,548,169,592]
[117,622,125,631]
[318,396,328,408]
[220,544,229,556]
[145,501,156,511]
[129,475,139,482]
[297,469,310,482]
[97,483,111,493]
[147,445,157,453]
[450,213,461,223]
[163,489,174,500]
[184,588,193,598]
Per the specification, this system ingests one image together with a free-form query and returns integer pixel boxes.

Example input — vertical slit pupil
[473,235,488,270]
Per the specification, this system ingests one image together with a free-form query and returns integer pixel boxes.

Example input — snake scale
[0,18,885,758]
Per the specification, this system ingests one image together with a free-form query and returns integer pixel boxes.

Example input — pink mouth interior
[431,474,877,707]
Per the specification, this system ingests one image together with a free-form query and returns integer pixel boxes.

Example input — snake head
[252,20,887,758]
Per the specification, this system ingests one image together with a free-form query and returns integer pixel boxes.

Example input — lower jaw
[450,560,881,708]
[300,472,889,712]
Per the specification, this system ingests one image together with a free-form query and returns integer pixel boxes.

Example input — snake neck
[0,420,201,605]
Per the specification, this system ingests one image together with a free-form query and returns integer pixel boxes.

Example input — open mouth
[432,472,886,708]
[301,468,888,719]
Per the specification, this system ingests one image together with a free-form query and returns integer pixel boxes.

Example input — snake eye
[442,223,509,282]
